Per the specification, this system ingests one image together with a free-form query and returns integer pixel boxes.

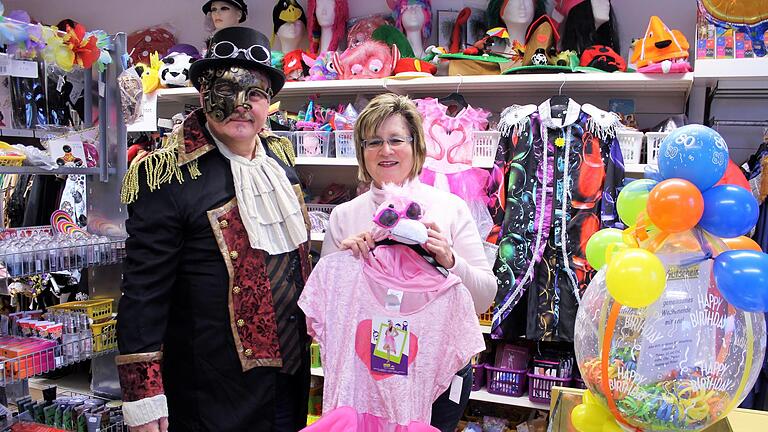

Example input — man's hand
[129,417,168,432]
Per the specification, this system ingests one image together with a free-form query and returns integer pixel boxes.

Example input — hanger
[549,75,570,120]
[373,238,449,278]
[438,75,468,116]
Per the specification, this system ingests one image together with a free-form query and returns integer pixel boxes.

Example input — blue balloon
[699,185,759,238]
[643,165,664,182]
[714,250,768,312]
[658,125,729,190]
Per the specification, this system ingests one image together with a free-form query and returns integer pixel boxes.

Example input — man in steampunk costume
[116,27,312,432]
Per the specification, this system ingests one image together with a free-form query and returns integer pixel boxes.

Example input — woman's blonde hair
[354,93,427,183]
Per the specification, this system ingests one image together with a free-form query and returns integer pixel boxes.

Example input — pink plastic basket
[527,372,572,403]
[485,365,527,397]
[471,363,486,391]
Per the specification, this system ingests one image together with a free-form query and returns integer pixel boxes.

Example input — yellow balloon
[571,403,610,432]
[582,389,598,405]
[604,242,629,266]
[602,419,624,432]
[622,227,639,247]
[606,248,666,308]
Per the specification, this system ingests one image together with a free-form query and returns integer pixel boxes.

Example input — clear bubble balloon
[576,231,766,431]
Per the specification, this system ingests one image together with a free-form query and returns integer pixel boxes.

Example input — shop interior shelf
[296,157,359,167]
[0,238,126,280]
[0,166,116,176]
[0,329,117,387]
[157,73,694,105]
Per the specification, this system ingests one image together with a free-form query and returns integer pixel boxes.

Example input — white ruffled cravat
[209,127,307,254]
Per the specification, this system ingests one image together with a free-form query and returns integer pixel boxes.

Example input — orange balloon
[646,179,704,233]
[722,236,763,252]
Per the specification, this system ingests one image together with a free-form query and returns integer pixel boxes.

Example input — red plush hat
[580,45,626,72]
[392,58,437,79]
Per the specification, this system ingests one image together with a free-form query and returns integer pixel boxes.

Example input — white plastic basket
[295,131,331,157]
[616,130,644,164]
[271,131,294,153]
[472,130,501,168]
[645,132,670,166]
[334,130,356,158]
[306,203,337,214]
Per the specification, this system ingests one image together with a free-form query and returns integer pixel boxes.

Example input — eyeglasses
[373,202,423,228]
[362,136,413,150]
[211,41,270,63]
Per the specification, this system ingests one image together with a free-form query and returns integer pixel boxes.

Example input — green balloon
[617,179,657,226]
[586,228,625,270]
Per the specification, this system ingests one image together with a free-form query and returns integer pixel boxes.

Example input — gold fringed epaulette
[120,129,201,204]
[263,133,296,167]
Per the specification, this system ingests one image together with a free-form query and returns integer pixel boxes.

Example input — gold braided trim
[120,131,201,204]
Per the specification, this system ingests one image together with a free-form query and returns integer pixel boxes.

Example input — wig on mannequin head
[486,0,548,31]
[392,0,432,40]
[307,0,349,54]
[561,0,620,55]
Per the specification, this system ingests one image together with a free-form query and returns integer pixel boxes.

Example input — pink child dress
[415,98,494,238]
[298,245,485,431]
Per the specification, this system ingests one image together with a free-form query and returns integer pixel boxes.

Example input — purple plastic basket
[485,365,527,397]
[471,363,486,391]
[527,372,572,403]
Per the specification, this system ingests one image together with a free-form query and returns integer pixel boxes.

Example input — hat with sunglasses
[189,26,286,95]
[202,0,248,22]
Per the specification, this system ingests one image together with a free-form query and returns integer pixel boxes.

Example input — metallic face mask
[200,67,272,122]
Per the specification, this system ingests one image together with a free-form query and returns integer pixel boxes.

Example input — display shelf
[0,166,116,176]
[310,233,325,242]
[296,157,359,166]
[0,238,126,279]
[480,325,491,334]
[694,58,768,87]
[625,163,652,174]
[0,330,117,386]
[311,367,324,377]
[156,73,694,105]
[469,389,549,410]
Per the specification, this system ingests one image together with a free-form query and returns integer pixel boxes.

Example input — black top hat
[189,26,286,96]
[202,0,248,23]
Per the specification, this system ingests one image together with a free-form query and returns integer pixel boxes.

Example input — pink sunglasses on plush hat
[373,201,423,228]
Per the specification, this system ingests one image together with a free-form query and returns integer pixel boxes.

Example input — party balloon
[658,125,729,190]
[643,164,664,182]
[723,236,762,252]
[646,179,704,233]
[582,389,598,405]
[716,159,751,190]
[571,403,610,432]
[714,250,768,312]
[700,185,759,238]
[586,229,626,270]
[606,248,666,308]
[617,179,657,226]
[602,420,623,432]
[576,255,766,432]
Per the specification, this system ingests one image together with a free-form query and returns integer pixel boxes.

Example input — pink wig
[307,0,349,55]
[393,0,432,40]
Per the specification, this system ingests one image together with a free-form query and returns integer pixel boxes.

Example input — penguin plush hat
[272,0,307,37]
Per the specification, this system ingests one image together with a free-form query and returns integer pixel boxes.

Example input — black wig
[561,0,620,55]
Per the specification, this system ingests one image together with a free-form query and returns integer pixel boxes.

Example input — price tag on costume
[371,316,409,375]
[127,91,158,132]
[10,60,38,78]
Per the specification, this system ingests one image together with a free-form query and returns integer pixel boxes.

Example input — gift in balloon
[575,232,766,431]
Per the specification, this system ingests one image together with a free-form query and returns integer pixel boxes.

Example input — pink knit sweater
[321,179,497,314]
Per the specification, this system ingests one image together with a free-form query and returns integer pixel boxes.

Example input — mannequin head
[561,0,620,54]
[203,1,246,31]
[502,0,535,25]
[487,0,547,32]
[272,0,307,51]
[307,0,349,54]
[393,0,432,39]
